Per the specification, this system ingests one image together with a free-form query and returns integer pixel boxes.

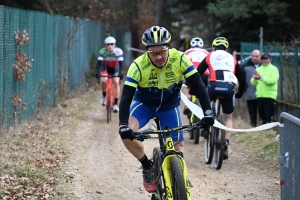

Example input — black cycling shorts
[100,66,119,77]
[208,82,235,114]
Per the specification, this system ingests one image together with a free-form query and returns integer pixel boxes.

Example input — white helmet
[190,37,204,48]
[104,36,116,44]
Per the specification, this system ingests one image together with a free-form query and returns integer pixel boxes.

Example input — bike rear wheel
[152,147,165,200]
[192,100,201,144]
[106,90,111,123]
[188,119,194,140]
[192,116,200,144]
[205,129,214,164]
[213,115,226,169]
[169,156,188,200]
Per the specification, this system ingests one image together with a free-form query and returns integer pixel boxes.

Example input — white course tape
[180,91,281,132]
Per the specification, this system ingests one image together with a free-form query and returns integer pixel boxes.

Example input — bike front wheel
[205,127,214,164]
[106,90,111,123]
[152,147,165,200]
[188,120,194,140]
[213,115,226,170]
[192,100,201,144]
[192,117,200,144]
[169,156,188,200]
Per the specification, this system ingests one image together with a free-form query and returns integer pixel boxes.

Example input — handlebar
[100,75,114,78]
[133,122,204,142]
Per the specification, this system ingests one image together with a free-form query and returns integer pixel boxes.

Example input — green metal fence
[241,42,300,105]
[0,6,131,128]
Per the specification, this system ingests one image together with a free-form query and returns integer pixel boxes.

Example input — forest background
[2,0,300,58]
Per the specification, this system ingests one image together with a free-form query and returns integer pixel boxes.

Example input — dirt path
[61,88,280,200]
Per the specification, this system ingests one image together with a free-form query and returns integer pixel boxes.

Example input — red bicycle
[103,75,114,123]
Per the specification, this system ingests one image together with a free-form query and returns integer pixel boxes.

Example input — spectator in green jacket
[251,53,279,124]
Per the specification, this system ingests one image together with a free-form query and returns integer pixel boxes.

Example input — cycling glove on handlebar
[200,110,214,127]
[119,126,135,140]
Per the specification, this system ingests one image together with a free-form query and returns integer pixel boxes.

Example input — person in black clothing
[178,35,190,51]
[242,50,261,127]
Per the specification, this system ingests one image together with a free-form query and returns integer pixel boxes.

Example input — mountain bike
[102,75,114,123]
[187,95,201,144]
[133,118,204,200]
[204,96,226,170]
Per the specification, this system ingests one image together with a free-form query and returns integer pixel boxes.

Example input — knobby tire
[192,100,201,144]
[192,116,200,144]
[205,129,214,164]
[152,147,165,200]
[188,116,194,140]
[213,115,225,169]
[106,90,111,123]
[169,156,188,200]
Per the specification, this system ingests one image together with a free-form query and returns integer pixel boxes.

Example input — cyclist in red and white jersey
[183,37,210,115]
[185,37,209,69]
[96,36,124,113]
[197,37,245,159]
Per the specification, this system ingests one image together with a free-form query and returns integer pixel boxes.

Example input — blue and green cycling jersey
[125,48,196,112]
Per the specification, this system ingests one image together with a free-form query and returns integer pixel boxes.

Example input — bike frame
[134,121,203,199]
[189,95,198,122]
[105,76,114,109]
[153,118,191,200]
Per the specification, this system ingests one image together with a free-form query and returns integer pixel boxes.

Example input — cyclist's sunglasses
[147,48,169,56]
[106,43,115,46]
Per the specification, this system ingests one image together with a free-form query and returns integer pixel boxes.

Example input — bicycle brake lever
[195,122,203,127]
[135,133,151,142]
[143,133,151,139]
[187,122,203,132]
[187,125,196,132]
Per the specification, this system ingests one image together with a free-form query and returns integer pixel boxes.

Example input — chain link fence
[0,6,131,128]
[279,112,300,200]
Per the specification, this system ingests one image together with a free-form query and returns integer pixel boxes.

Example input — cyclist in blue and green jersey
[118,26,214,193]
[96,36,124,113]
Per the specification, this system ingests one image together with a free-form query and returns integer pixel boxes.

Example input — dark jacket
[242,59,261,100]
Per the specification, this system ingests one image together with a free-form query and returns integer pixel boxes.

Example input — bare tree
[154,0,162,25]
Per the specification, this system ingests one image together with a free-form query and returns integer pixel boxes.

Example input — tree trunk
[154,0,162,25]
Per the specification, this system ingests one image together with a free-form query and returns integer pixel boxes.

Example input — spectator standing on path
[178,35,190,51]
[251,53,279,124]
[242,50,261,127]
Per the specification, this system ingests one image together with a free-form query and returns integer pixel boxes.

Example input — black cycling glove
[200,110,214,127]
[95,74,100,79]
[119,72,124,81]
[119,126,134,140]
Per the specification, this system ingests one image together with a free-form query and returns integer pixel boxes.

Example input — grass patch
[232,117,280,174]
[0,85,98,199]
